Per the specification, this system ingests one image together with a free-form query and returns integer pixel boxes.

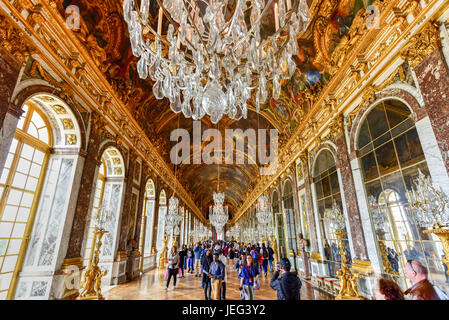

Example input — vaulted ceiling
[54,0,374,218]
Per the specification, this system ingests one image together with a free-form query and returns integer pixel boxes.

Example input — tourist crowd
[163,240,447,301]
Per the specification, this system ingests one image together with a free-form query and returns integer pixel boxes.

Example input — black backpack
[263,248,268,259]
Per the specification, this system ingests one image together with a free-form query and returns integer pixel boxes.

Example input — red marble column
[151,183,162,249]
[0,47,22,129]
[414,48,449,174]
[334,131,369,261]
[64,112,102,261]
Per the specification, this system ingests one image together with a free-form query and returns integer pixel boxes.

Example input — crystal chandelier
[256,194,272,225]
[406,169,449,230]
[209,191,229,239]
[323,200,346,233]
[165,196,182,234]
[123,0,311,124]
[367,195,388,233]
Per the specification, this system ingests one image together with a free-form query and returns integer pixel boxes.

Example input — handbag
[178,267,182,277]
[164,268,169,280]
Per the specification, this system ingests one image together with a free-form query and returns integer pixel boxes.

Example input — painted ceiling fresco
[53,0,375,218]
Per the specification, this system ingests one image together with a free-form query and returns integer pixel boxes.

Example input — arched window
[156,189,167,253]
[358,99,446,288]
[139,179,155,271]
[282,180,297,256]
[0,102,52,299]
[313,149,349,278]
[83,146,125,275]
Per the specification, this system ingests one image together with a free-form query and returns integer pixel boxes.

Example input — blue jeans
[188,258,194,272]
[262,260,268,275]
[268,259,273,272]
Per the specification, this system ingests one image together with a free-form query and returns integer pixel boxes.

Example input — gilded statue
[158,234,169,269]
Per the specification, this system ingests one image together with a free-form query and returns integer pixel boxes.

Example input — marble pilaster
[334,132,369,261]
[64,112,102,259]
[414,48,449,175]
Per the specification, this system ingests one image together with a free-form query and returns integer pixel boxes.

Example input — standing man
[193,242,203,277]
[267,243,275,273]
[404,260,440,300]
[208,252,225,300]
[270,258,302,300]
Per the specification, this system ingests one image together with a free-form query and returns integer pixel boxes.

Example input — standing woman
[166,246,179,290]
[201,249,213,300]
[239,254,259,300]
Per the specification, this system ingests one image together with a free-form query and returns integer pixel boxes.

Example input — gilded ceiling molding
[0,14,36,64]
[233,0,444,223]
[400,21,442,68]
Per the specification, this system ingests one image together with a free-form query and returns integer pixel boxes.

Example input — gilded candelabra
[407,170,449,275]
[324,201,365,300]
[335,231,365,300]
[158,234,169,270]
[77,225,108,300]
[77,205,110,300]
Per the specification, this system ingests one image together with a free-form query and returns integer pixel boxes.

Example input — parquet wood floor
[105,262,334,300]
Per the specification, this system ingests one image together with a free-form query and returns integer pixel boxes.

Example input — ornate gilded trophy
[324,201,365,300]
[77,204,111,300]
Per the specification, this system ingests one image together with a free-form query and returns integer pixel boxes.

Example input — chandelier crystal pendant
[124,0,311,123]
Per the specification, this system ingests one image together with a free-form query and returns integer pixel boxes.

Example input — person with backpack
[270,258,302,300]
[267,243,275,273]
[261,243,269,278]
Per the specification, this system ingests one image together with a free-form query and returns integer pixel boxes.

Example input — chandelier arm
[232,0,274,51]
[131,0,195,66]
[181,0,211,63]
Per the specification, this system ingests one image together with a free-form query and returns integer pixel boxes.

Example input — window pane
[20,192,33,208]
[395,129,425,168]
[25,177,38,192]
[6,190,22,206]
[0,169,9,185]
[16,208,30,223]
[20,145,34,161]
[1,206,18,222]
[322,175,331,197]
[29,164,42,178]
[1,256,18,273]
[367,104,389,140]
[16,158,31,175]
[384,100,411,129]
[375,141,399,176]
[0,240,7,255]
[360,152,379,181]
[33,150,45,165]
[357,120,371,149]
[11,172,27,189]
[27,123,39,139]
[0,223,13,238]
[6,239,21,255]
